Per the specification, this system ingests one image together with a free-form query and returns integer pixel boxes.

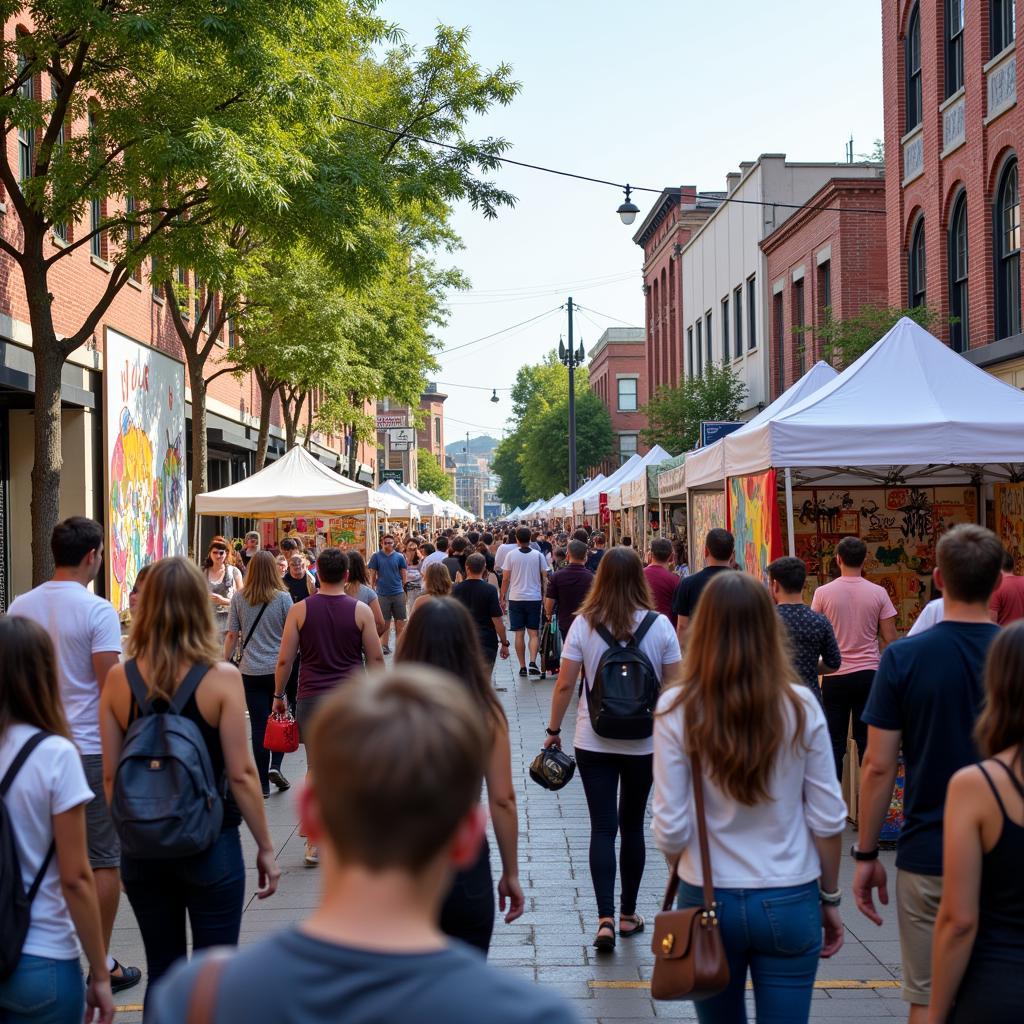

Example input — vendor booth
[654,453,688,555]
[378,478,441,525]
[580,457,641,530]
[548,475,605,524]
[605,445,673,550]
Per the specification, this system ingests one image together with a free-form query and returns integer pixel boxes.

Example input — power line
[445,415,506,432]
[447,273,637,306]
[454,269,637,297]
[439,307,564,364]
[437,306,562,355]
[574,303,642,328]
[435,381,513,392]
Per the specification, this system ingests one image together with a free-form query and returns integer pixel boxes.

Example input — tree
[493,431,528,508]
[641,364,748,453]
[804,304,941,370]
[416,447,453,500]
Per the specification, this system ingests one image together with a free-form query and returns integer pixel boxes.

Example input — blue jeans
[678,880,822,1024]
[0,955,84,1024]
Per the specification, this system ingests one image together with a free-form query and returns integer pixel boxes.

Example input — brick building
[588,327,648,475]
[884,1,1023,383]
[761,176,889,398]
[416,384,448,467]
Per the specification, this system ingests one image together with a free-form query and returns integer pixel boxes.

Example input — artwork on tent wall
[257,514,376,555]
[689,491,726,571]
[727,471,782,582]
[275,516,328,552]
[786,486,978,632]
[994,483,1024,574]
[104,329,186,614]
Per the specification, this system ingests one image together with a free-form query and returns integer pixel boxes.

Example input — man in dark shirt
[854,524,1003,1016]
[585,532,607,573]
[452,553,509,667]
[767,555,840,696]
[442,536,467,583]
[672,528,735,647]
[544,540,594,639]
[644,537,680,626]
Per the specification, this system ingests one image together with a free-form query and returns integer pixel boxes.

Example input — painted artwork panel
[728,471,781,582]
[994,483,1024,574]
[104,330,186,613]
[689,491,726,572]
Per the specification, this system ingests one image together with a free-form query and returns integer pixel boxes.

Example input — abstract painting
[727,471,782,582]
[689,491,726,572]
[994,483,1024,574]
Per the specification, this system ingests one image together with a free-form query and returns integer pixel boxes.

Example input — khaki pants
[896,869,943,1004]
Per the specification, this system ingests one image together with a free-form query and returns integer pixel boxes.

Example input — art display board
[994,482,1024,574]
[689,491,727,572]
[259,514,375,555]
[104,329,187,613]
[787,485,978,632]
[727,471,783,582]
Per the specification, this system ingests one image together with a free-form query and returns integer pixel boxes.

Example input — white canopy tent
[605,445,673,510]
[549,475,606,518]
[584,454,646,515]
[532,492,566,517]
[378,478,438,519]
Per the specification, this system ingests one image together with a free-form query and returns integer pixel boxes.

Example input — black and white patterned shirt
[776,603,841,693]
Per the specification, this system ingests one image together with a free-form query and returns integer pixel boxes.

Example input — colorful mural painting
[104,330,186,613]
[727,471,782,582]
[994,483,1024,574]
[689,491,726,572]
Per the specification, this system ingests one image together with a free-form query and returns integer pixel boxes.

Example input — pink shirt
[811,575,897,676]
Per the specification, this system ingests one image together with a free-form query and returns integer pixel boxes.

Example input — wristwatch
[500,640,510,647]
[850,844,880,861]
[545,727,561,736]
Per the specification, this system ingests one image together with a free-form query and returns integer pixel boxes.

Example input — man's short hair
[621,536,632,547]
[573,528,590,543]
[309,668,487,871]
[245,531,260,543]
[1003,548,1015,572]
[768,556,807,594]
[280,537,300,554]
[705,528,735,561]
[567,539,588,562]
[51,517,103,567]
[451,536,468,553]
[435,535,449,552]
[516,526,532,545]
[836,536,867,568]
[382,533,396,543]
[467,531,480,546]
[650,537,673,563]
[317,547,349,584]
[937,524,1004,604]
[482,532,493,545]
[465,552,486,575]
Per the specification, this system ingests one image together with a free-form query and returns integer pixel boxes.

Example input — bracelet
[819,887,842,907]
[849,844,880,861]
[500,640,510,646]
[273,693,286,700]
[545,727,561,736]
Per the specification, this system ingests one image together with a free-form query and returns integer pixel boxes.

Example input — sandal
[619,912,645,937]
[593,919,616,952]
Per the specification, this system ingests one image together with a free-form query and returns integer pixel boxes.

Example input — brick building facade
[587,327,648,476]
[416,384,448,467]
[761,176,889,398]
[884,0,1023,383]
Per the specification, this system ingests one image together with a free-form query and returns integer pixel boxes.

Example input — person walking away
[544,540,594,640]
[239,531,261,573]
[223,551,294,797]
[274,548,384,866]
[413,563,454,615]
[8,516,141,994]
[148,669,574,1024]
[396,603,523,953]
[443,537,467,583]
[203,536,244,640]
[671,528,735,648]
[768,556,841,699]
[99,557,279,1001]
[343,552,387,639]
[854,524,1003,1023]
[585,533,607,573]
[672,538,689,577]
[420,535,448,573]
[452,553,510,670]
[368,535,408,655]
[908,583,945,636]
[928,621,1024,1023]
[644,538,679,627]
[653,571,846,1022]
[493,530,518,579]
[0,617,114,1024]
[283,553,316,603]
[404,540,424,611]
[989,548,1024,626]
[543,548,682,950]
[811,536,898,778]
[499,527,548,679]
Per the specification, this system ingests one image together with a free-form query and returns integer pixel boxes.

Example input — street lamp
[617,184,639,225]
[490,388,500,403]
[559,297,586,493]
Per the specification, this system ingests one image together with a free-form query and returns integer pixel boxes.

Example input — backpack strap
[169,663,214,715]
[1,732,56,902]
[124,660,212,716]
[631,611,659,647]
[593,623,618,650]
[123,658,154,716]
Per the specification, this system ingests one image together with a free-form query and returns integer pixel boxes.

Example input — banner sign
[380,468,404,483]
[376,413,409,430]
[700,421,743,447]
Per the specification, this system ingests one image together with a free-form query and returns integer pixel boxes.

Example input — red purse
[263,707,299,753]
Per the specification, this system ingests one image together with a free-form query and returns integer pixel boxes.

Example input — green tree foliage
[641,364,748,453]
[416,448,453,500]
[492,433,528,508]
[802,305,941,371]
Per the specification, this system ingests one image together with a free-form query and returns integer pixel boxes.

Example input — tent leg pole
[193,515,201,562]
[784,468,796,557]
[658,498,664,537]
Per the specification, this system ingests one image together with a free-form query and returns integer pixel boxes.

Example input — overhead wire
[437,305,562,355]
[574,303,642,328]
[439,306,564,364]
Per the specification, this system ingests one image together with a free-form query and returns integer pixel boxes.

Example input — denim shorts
[0,955,84,1024]
[508,600,542,632]
[378,592,408,622]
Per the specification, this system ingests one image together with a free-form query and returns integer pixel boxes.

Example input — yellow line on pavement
[590,979,899,991]
[115,1005,144,1011]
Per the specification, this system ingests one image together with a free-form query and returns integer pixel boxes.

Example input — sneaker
[382,644,391,655]
[518,666,528,677]
[268,767,290,791]
[108,960,142,994]
[528,662,542,679]
[304,841,319,867]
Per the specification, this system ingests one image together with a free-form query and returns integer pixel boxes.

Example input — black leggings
[574,747,653,919]
[440,838,495,955]
[242,673,276,794]
[821,669,875,780]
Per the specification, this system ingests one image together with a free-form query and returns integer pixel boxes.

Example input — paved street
[106,655,906,1022]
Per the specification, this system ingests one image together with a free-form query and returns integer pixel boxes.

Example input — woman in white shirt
[543,547,682,952]
[653,571,846,1023]
[0,617,113,1024]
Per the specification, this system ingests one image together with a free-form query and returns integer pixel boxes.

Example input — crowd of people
[1,512,1023,1023]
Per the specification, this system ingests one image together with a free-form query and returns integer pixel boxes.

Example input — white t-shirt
[563,610,681,755]
[0,724,95,958]
[504,547,547,602]
[420,550,447,572]
[493,543,519,572]
[9,581,122,754]
[907,597,944,636]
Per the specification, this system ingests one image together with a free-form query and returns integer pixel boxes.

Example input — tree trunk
[347,420,358,479]
[188,370,209,556]
[254,375,275,471]
[30,342,66,584]
[303,396,313,450]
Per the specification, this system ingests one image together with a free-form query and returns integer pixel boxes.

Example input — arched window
[948,192,968,351]
[995,158,1021,339]
[908,216,926,308]
[945,0,964,98]
[906,4,922,131]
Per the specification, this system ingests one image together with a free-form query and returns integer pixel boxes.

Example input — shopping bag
[540,614,562,677]
[263,707,299,753]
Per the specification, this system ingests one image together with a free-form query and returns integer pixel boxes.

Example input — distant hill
[446,434,498,460]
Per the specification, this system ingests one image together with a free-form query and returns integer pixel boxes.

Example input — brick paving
[106,654,907,1022]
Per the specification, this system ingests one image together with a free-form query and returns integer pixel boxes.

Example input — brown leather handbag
[650,751,730,1001]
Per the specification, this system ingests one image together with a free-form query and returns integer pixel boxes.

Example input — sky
[379,0,884,449]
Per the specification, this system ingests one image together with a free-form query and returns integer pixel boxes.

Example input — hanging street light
[617,184,639,225]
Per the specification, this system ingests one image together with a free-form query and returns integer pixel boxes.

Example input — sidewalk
[106,655,906,1022]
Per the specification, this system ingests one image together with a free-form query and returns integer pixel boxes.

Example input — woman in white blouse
[653,571,846,1023]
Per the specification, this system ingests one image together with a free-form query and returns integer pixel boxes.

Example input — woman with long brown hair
[929,622,1024,1023]
[395,597,523,954]
[0,617,114,1024]
[99,557,279,1003]
[652,571,845,1022]
[410,561,452,613]
[543,547,682,951]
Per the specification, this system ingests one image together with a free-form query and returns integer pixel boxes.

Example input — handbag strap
[660,750,716,912]
[239,602,269,655]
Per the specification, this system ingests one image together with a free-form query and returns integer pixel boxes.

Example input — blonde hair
[242,550,286,605]
[576,546,653,640]
[127,557,223,703]
[662,571,806,806]
[423,562,453,596]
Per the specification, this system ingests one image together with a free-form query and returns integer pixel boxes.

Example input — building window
[50,82,67,242]
[695,320,703,376]
[747,275,757,349]
[945,0,964,98]
[773,291,784,396]
[992,0,1015,56]
[687,326,694,377]
[792,278,806,378]
[705,311,712,366]
[227,315,237,349]
[619,433,638,464]
[733,286,743,358]
[908,216,927,308]
[995,158,1021,339]
[948,191,969,352]
[17,53,33,183]
[87,110,103,258]
[434,416,441,445]
[906,4,922,131]
[817,259,831,322]
[617,377,638,412]
[721,297,729,363]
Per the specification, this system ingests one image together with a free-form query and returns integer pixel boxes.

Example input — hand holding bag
[263,703,299,754]
[650,751,730,1001]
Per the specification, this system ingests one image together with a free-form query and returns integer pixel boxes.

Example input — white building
[681,154,883,416]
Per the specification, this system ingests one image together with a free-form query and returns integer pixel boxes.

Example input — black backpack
[111,660,223,859]
[0,731,55,980]
[585,612,661,740]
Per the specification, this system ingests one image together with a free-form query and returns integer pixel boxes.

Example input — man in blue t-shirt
[368,535,408,654]
[852,524,1003,1019]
